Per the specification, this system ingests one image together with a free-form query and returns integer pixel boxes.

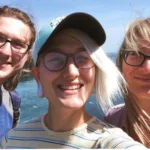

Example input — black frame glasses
[0,35,30,54]
[123,50,150,66]
[40,50,95,71]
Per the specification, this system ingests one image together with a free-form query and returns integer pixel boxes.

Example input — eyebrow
[47,46,85,51]
[0,32,26,44]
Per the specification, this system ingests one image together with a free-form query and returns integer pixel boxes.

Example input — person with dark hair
[104,17,150,148]
[1,12,146,149]
[0,5,36,140]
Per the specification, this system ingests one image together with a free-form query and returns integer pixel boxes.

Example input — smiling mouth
[59,84,83,90]
[135,77,150,81]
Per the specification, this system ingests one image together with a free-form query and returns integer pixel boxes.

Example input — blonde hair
[116,17,150,147]
[125,17,150,51]
[59,29,126,113]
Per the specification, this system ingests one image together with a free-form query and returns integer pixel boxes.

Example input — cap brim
[46,12,106,46]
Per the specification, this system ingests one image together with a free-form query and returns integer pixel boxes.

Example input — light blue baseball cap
[33,12,106,65]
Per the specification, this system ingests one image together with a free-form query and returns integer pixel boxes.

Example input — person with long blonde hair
[105,17,150,148]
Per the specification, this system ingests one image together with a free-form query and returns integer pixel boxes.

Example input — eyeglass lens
[43,51,94,71]
[0,35,29,54]
[124,51,145,66]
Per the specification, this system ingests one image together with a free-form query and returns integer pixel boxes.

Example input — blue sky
[0,0,150,53]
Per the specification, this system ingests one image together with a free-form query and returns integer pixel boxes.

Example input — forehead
[50,29,81,44]
[0,17,31,42]
[42,29,84,53]
[138,39,150,54]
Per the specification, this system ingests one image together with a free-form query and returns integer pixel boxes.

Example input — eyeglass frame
[36,50,95,72]
[0,35,31,54]
[122,50,150,66]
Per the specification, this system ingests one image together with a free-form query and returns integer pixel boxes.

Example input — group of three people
[0,5,149,149]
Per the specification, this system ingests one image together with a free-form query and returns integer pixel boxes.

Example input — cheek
[81,67,95,86]
[38,67,59,91]
[12,53,28,67]
[39,70,55,84]
[122,62,134,82]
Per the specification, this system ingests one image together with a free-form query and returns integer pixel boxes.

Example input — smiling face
[122,40,150,100]
[0,17,31,84]
[32,30,95,110]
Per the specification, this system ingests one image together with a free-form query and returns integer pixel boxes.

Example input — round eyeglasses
[123,51,150,66]
[39,50,95,71]
[0,35,30,54]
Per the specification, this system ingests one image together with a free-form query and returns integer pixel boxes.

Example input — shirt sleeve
[97,128,147,149]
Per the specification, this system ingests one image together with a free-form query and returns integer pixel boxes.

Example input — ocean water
[16,53,123,123]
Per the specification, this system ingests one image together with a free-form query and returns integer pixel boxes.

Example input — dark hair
[0,5,36,91]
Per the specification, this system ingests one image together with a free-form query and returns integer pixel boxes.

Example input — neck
[44,104,92,132]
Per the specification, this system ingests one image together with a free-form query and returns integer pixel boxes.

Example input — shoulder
[104,103,126,127]
[99,127,146,149]
[88,118,146,149]
[106,103,125,115]
[0,86,13,117]
[8,116,43,135]
[0,116,44,149]
[9,90,21,109]
[10,90,21,100]
[89,117,115,128]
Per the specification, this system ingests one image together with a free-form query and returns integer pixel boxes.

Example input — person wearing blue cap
[1,12,146,149]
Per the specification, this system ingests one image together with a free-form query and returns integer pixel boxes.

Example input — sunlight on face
[0,17,31,83]
[33,30,95,110]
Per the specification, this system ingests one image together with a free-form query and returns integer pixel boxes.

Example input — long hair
[0,5,36,91]
[52,29,126,113]
[116,17,150,147]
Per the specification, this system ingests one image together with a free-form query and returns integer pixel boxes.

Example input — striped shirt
[0,115,146,149]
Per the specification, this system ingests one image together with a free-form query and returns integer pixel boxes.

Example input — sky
[0,0,150,53]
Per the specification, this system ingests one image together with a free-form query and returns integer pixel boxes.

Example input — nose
[0,42,12,58]
[62,58,79,79]
[141,58,150,73]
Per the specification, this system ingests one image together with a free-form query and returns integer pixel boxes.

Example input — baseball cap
[33,12,106,65]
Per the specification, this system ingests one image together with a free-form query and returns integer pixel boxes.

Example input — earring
[37,82,43,98]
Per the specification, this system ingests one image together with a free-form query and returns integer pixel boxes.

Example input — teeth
[60,85,81,90]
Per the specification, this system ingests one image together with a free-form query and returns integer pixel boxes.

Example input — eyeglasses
[0,35,30,54]
[40,50,95,71]
[123,50,150,66]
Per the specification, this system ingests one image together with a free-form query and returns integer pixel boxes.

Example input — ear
[31,66,44,98]
[31,66,40,83]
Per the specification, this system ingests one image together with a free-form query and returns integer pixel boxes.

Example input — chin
[61,101,85,110]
